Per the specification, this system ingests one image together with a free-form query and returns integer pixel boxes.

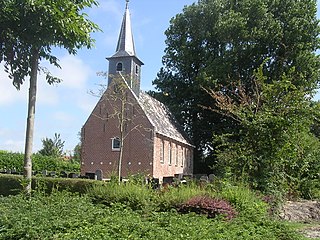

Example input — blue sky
[0,0,197,153]
[0,0,319,154]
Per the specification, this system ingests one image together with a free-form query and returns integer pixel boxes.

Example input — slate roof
[138,91,193,147]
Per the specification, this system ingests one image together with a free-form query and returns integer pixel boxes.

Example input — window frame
[111,137,121,151]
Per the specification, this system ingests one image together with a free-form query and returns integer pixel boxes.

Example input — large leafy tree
[151,0,320,173]
[0,0,100,193]
[206,67,320,197]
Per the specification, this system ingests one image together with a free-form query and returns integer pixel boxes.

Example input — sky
[0,0,197,154]
[0,0,319,154]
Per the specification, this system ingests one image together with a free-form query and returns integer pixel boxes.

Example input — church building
[80,0,193,183]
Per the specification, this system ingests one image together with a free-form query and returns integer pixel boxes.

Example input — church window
[181,147,185,167]
[112,137,121,151]
[135,65,139,75]
[175,145,179,167]
[168,142,172,165]
[116,62,123,71]
[160,139,164,164]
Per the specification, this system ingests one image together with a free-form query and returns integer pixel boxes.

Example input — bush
[214,181,269,220]
[0,174,22,196]
[87,181,156,212]
[0,174,98,196]
[155,181,207,211]
[0,151,80,173]
[178,195,237,220]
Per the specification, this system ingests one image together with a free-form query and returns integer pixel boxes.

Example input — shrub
[87,181,156,212]
[0,151,80,173]
[0,174,98,196]
[214,181,269,220]
[0,174,23,196]
[156,181,207,211]
[0,192,303,240]
[178,195,237,220]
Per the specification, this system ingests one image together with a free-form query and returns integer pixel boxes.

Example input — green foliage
[0,174,22,196]
[0,0,100,88]
[151,0,320,174]
[156,181,207,211]
[38,133,65,157]
[0,150,80,173]
[0,174,98,196]
[210,69,320,198]
[0,151,23,171]
[214,181,269,220]
[0,0,100,192]
[0,189,303,240]
[72,143,81,164]
[88,181,156,212]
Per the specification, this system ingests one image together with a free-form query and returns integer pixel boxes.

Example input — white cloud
[0,130,4,136]
[0,64,27,106]
[77,93,97,115]
[37,75,60,106]
[3,139,25,153]
[48,55,93,89]
[53,111,74,122]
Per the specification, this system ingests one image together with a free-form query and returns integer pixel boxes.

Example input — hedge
[0,174,102,197]
[0,151,79,173]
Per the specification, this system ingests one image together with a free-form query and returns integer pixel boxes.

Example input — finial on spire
[126,0,129,9]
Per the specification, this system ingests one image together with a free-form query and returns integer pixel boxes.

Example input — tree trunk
[118,140,123,184]
[118,99,125,184]
[23,48,39,194]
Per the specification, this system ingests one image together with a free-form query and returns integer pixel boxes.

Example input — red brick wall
[81,87,154,179]
[153,134,193,182]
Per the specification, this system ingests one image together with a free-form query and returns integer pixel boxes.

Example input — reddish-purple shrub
[178,196,237,220]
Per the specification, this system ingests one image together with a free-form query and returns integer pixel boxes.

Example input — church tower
[107,0,144,97]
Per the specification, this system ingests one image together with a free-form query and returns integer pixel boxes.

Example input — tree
[0,0,100,193]
[91,73,151,183]
[151,0,320,173]
[205,67,320,198]
[38,133,65,158]
[72,143,81,164]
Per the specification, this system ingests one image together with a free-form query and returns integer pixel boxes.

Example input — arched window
[116,62,123,71]
[135,65,139,75]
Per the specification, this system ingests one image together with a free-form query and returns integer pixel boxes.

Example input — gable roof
[138,91,193,147]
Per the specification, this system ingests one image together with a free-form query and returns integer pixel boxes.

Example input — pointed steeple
[114,0,136,57]
[107,0,144,97]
